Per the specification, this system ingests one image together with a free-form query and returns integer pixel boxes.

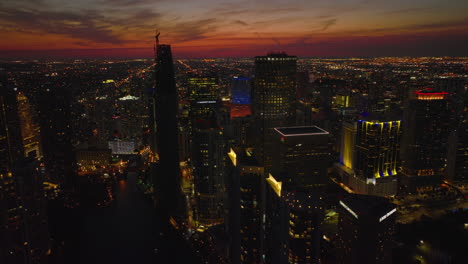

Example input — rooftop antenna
[155,30,160,47]
[154,30,160,60]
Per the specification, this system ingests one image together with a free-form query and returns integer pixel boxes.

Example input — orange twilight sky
[0,0,467,58]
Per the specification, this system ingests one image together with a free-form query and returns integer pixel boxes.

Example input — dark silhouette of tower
[400,89,454,192]
[337,194,396,264]
[152,33,182,218]
[1,76,50,263]
[37,84,75,188]
[0,76,24,172]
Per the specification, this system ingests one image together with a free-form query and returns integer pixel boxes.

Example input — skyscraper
[1,77,49,263]
[253,53,297,169]
[191,117,226,227]
[0,159,50,263]
[187,75,220,121]
[400,89,454,192]
[340,117,401,197]
[272,126,330,188]
[231,76,251,105]
[337,194,396,264]
[226,147,265,264]
[16,92,41,158]
[0,77,24,172]
[152,33,182,217]
[439,78,467,185]
[185,74,226,227]
[265,173,324,264]
[188,75,219,104]
[265,126,330,264]
[37,84,75,188]
[230,76,253,119]
[339,121,357,171]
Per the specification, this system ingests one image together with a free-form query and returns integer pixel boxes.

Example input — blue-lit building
[231,76,251,105]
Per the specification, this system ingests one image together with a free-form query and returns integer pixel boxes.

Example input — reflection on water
[54,173,200,264]
[77,173,158,263]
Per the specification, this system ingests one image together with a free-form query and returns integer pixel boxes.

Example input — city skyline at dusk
[1,0,467,58]
[1,1,467,264]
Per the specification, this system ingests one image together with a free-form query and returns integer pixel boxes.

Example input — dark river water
[52,173,199,264]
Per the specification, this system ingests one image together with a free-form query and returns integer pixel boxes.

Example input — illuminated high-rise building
[151,33,182,216]
[339,121,357,171]
[188,75,220,119]
[337,194,396,264]
[231,76,251,105]
[186,74,226,226]
[1,78,49,263]
[337,116,401,197]
[16,92,41,158]
[253,53,297,168]
[265,126,330,264]
[265,173,323,264]
[191,117,226,227]
[230,76,253,119]
[226,147,265,264]
[343,117,401,197]
[400,89,454,192]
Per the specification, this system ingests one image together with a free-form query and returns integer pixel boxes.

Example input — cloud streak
[0,0,467,57]
[0,7,129,44]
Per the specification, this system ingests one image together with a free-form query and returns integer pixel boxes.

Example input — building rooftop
[229,147,260,167]
[255,52,297,59]
[340,194,396,221]
[274,126,329,136]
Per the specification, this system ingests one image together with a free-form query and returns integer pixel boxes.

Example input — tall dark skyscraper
[191,117,226,227]
[265,173,324,264]
[0,77,24,172]
[439,78,468,185]
[227,147,265,264]
[337,194,396,264]
[265,126,330,264]
[253,53,297,169]
[400,89,454,192]
[37,85,75,188]
[1,77,49,263]
[271,126,330,188]
[185,73,226,227]
[1,159,50,263]
[152,33,182,217]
